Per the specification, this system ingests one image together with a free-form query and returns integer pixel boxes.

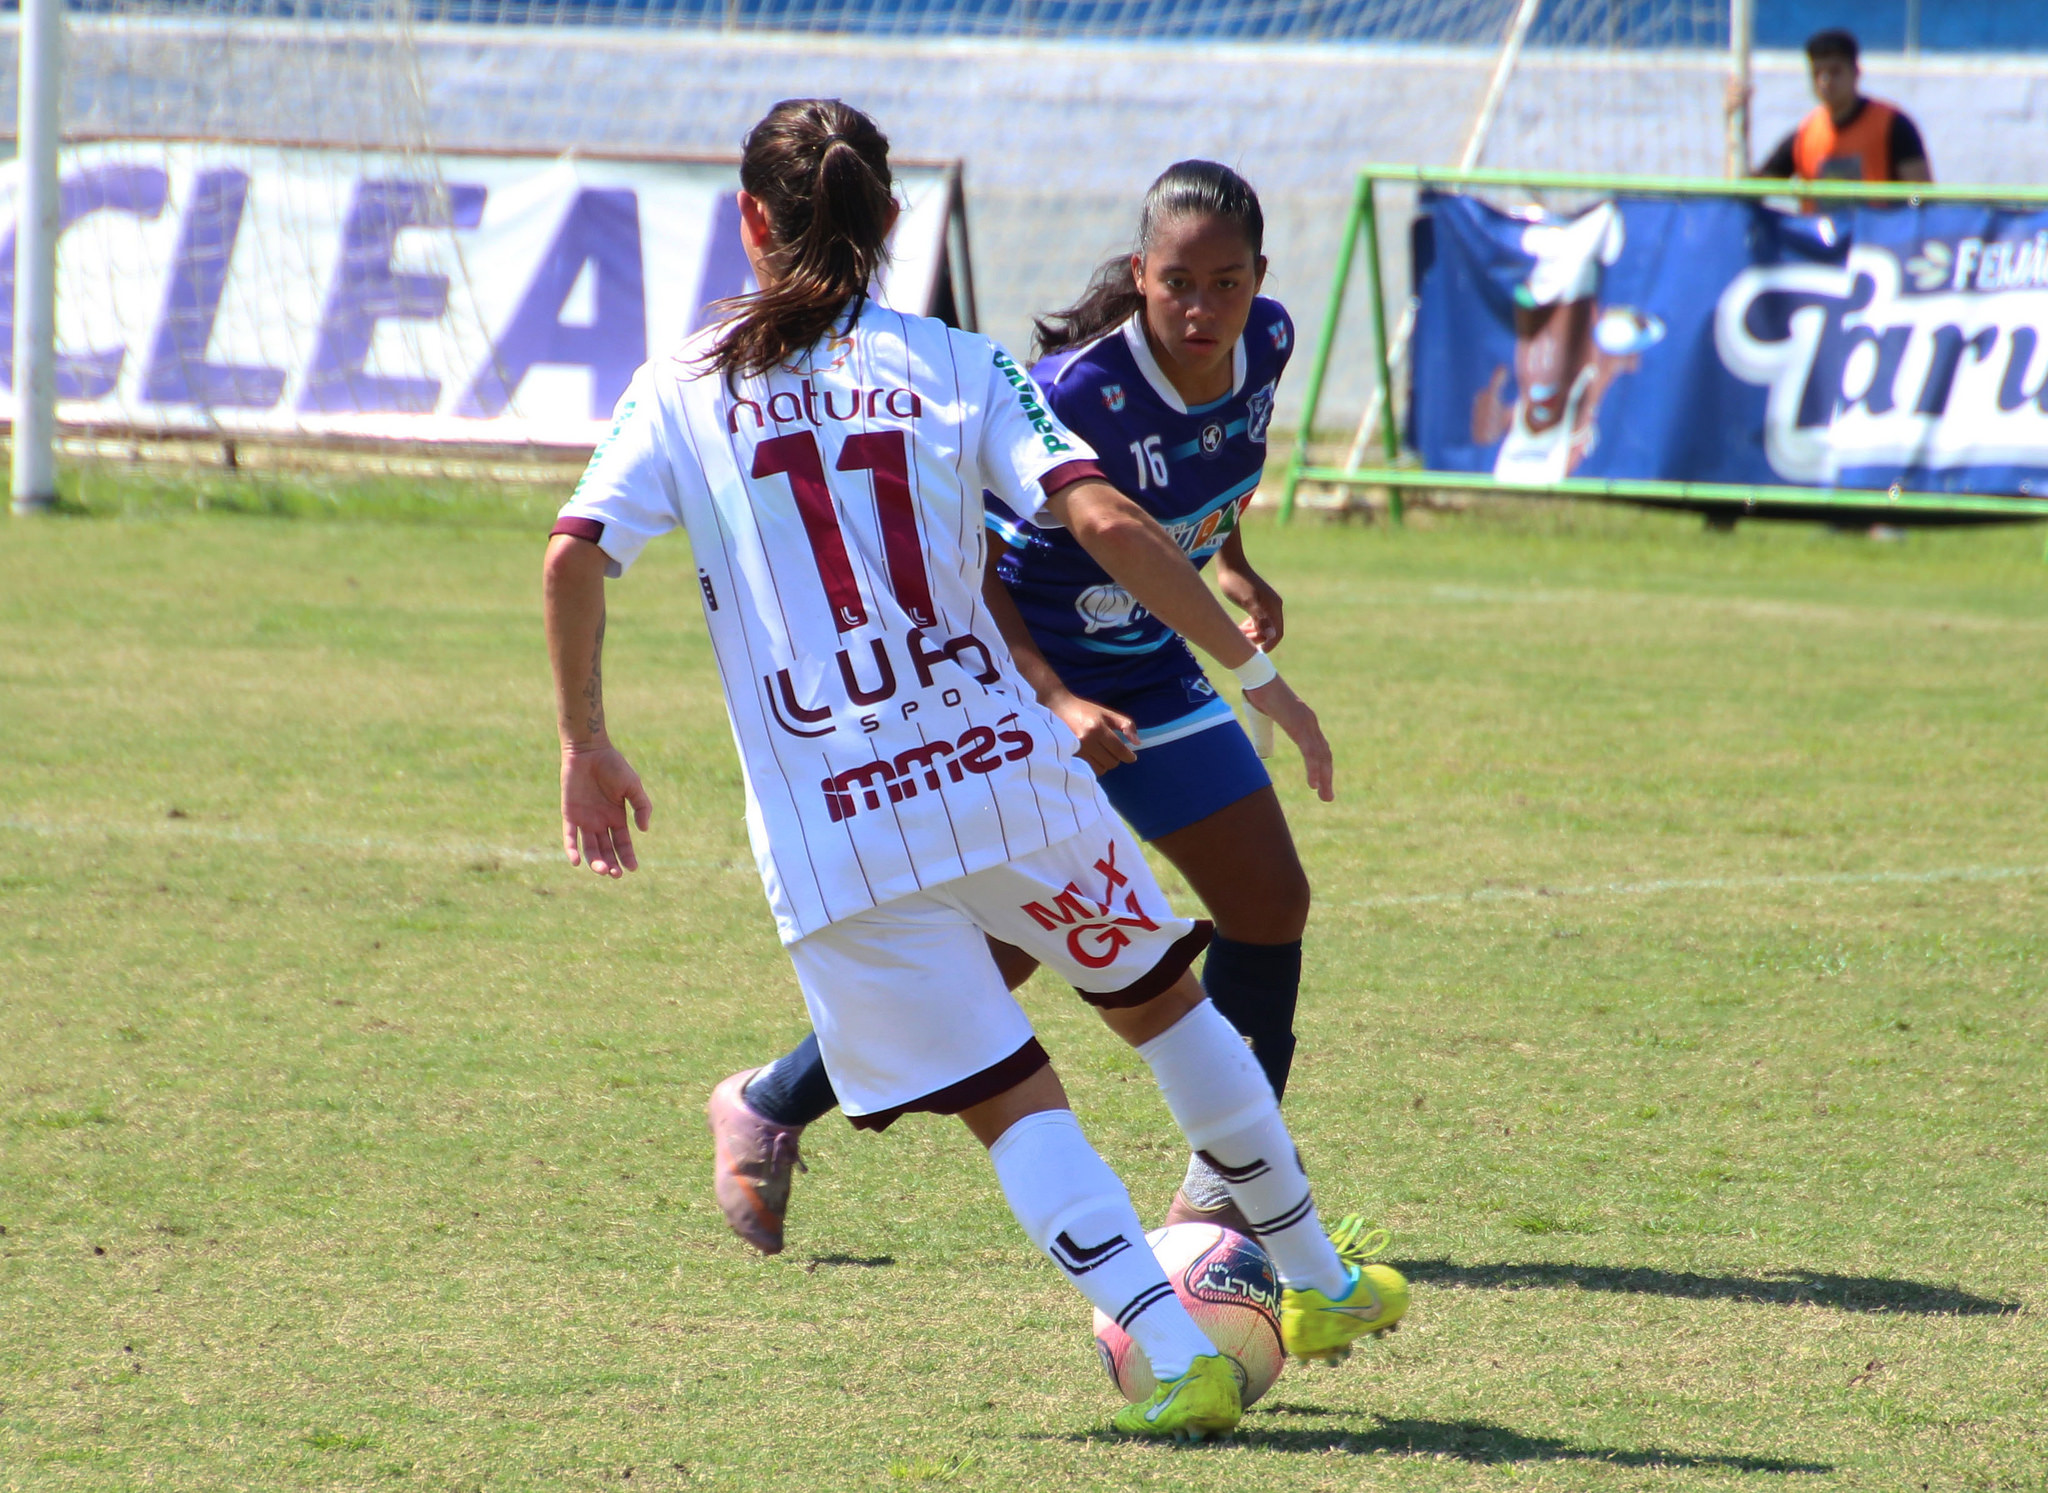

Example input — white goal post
[11,0,60,512]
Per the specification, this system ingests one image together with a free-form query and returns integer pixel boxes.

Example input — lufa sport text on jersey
[765,625,1006,739]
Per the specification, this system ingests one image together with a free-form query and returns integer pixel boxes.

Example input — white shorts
[786,817,1210,1129]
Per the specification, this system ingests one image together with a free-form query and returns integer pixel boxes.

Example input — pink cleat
[705,1069,807,1255]
[1163,1187,1255,1238]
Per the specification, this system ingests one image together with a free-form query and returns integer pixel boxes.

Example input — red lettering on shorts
[1019,845,1162,967]
[1022,887,1100,931]
[1094,840,1130,901]
[1067,923,1132,968]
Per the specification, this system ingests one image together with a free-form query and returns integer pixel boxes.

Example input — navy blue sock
[1200,936,1302,1101]
[742,1033,840,1127]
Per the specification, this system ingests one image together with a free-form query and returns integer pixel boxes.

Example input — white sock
[1137,1001,1349,1298]
[988,1108,1215,1382]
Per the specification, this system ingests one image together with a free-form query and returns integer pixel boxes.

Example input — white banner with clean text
[0,142,963,446]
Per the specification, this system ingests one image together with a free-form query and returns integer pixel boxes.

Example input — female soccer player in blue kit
[711,161,1382,1269]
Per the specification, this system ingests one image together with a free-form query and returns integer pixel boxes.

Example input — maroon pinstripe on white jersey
[558,304,1111,943]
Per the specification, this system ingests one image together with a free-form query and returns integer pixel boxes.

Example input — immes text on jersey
[772,626,1039,827]
[820,714,1037,824]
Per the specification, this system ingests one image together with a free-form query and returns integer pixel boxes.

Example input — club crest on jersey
[1247,381,1276,443]
[784,332,854,375]
[1101,383,1126,412]
[1269,320,1290,352]
[1199,421,1226,457]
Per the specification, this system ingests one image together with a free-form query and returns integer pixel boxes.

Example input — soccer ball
[1092,1223,1286,1408]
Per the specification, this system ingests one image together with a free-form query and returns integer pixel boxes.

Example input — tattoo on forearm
[583,610,606,737]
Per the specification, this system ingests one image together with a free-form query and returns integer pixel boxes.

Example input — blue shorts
[1097,716,1273,842]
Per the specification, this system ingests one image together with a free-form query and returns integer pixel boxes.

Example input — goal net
[7,0,1742,468]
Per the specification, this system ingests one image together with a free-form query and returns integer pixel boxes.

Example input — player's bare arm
[979,551,1138,774]
[543,533,653,878]
[1045,477,1334,800]
[1212,528,1285,651]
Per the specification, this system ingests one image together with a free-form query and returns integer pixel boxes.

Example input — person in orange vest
[1733,29,1930,540]
[1751,29,1931,185]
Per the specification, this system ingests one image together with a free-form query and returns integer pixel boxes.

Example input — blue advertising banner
[1410,191,2048,500]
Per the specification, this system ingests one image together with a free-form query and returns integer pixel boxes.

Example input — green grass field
[4,477,2046,1492]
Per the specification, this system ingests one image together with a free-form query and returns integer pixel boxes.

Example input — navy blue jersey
[988,298,1293,733]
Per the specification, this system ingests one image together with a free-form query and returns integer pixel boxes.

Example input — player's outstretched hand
[1244,675,1334,802]
[560,741,653,877]
[1219,566,1285,651]
[1049,691,1140,776]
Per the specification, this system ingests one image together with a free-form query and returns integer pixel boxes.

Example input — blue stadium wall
[64,0,2048,50]
[24,4,2048,428]
[1757,1,2048,53]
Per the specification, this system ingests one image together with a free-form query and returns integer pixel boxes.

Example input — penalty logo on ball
[1092,1222,1286,1408]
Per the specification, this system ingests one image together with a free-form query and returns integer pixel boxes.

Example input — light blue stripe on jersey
[1075,629,1172,656]
[988,467,1260,552]
[1165,417,1250,463]
[1134,697,1236,748]
[986,507,1036,549]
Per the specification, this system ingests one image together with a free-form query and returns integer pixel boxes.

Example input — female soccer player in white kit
[543,99,1401,1440]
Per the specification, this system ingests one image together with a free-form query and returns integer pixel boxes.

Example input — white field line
[1418,582,2048,634]
[0,814,738,872]
[4,814,2042,911]
[1343,862,2048,911]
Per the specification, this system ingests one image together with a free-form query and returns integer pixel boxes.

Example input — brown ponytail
[704,99,896,381]
[1031,255,1146,363]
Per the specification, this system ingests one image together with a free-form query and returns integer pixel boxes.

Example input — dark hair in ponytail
[705,98,895,380]
[1032,159,1265,361]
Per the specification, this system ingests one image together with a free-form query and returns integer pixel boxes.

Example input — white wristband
[1231,648,1278,691]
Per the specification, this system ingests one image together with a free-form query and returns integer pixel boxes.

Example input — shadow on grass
[1391,1258,2019,1315]
[1241,1418,1833,1472]
[1033,1418,1831,1473]
[803,1253,894,1269]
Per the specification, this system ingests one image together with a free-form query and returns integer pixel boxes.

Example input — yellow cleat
[1329,1213,1393,1265]
[1110,1353,1242,1442]
[1281,1260,1409,1365]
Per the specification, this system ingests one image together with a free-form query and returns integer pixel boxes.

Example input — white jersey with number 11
[558,302,1111,944]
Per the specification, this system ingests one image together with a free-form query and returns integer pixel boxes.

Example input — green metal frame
[1278,166,2048,525]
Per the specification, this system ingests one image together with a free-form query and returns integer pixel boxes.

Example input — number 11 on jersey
[752,429,937,633]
